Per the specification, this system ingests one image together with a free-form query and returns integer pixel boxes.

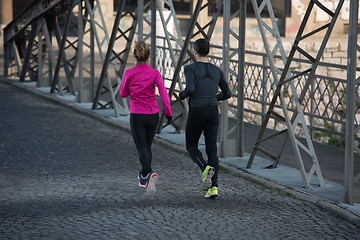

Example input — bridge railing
[155,37,358,148]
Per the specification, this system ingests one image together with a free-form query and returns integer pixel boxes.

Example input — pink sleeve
[155,71,172,116]
[119,70,130,98]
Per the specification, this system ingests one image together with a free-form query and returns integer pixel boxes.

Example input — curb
[1,77,360,227]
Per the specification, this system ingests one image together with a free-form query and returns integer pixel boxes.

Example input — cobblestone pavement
[0,80,359,240]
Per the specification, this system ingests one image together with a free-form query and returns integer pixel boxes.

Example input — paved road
[0,80,359,239]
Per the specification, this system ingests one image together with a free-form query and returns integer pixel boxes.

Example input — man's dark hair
[194,38,210,57]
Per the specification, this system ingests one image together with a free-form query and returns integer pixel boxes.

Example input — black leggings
[185,105,219,187]
[130,113,159,176]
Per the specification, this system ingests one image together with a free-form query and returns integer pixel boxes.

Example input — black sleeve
[216,69,232,101]
[179,65,195,100]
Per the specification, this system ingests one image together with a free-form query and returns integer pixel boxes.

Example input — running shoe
[138,171,148,188]
[201,165,215,191]
[205,186,218,198]
[145,173,158,197]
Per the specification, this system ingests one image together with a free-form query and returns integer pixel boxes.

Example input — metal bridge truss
[156,0,224,134]
[3,0,360,202]
[218,0,246,157]
[152,0,191,132]
[49,0,87,97]
[4,0,133,110]
[50,0,105,101]
[246,0,345,189]
[93,0,238,159]
[92,0,139,116]
[92,0,190,118]
[4,0,69,84]
[344,0,360,203]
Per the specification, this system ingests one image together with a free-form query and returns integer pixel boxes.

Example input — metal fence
[155,39,359,148]
[3,0,359,203]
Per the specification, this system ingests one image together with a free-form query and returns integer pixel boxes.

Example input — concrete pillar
[0,0,13,33]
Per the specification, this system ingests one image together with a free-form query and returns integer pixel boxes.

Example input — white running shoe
[145,173,158,197]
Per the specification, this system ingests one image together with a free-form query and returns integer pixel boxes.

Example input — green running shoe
[205,186,218,198]
[201,166,215,191]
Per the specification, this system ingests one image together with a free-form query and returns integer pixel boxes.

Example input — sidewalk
[1,77,359,227]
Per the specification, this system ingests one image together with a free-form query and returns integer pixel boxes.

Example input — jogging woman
[120,40,172,196]
[179,38,231,198]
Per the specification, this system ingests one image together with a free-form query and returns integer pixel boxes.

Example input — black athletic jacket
[179,62,232,108]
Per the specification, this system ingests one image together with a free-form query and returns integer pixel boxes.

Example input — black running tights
[130,113,159,177]
[185,105,219,187]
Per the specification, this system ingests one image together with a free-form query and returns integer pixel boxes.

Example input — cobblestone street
[1,80,359,239]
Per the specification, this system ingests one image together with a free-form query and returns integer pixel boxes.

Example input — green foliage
[313,120,345,148]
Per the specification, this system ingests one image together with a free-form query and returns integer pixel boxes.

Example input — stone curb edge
[2,77,359,227]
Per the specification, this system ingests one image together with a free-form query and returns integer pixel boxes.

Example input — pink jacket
[119,64,172,116]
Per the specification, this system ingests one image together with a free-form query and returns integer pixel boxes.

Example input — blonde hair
[134,40,150,63]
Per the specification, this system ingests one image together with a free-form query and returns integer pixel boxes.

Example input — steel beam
[219,0,246,157]
[156,0,223,134]
[150,0,157,69]
[220,0,231,158]
[237,0,246,157]
[50,0,77,95]
[19,20,42,82]
[92,0,138,115]
[3,0,73,82]
[344,0,360,204]
[247,0,345,188]
[37,17,55,87]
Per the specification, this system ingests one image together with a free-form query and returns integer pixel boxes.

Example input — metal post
[4,41,9,77]
[41,17,55,88]
[237,0,246,157]
[220,0,230,158]
[150,0,156,69]
[262,56,267,124]
[344,0,359,204]
[90,0,95,101]
[51,0,76,94]
[92,0,126,109]
[310,72,315,138]
[19,21,38,82]
[37,31,43,87]
[138,0,144,40]
[76,0,94,103]
[78,1,84,102]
